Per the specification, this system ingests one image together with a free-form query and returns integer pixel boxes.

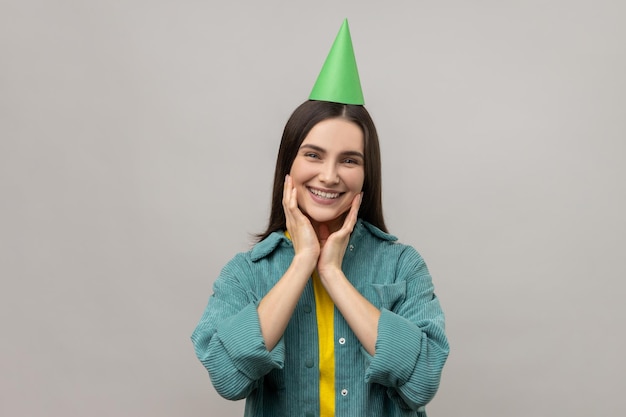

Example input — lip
[306,186,344,205]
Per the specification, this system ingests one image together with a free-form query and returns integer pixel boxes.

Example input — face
[289,117,365,232]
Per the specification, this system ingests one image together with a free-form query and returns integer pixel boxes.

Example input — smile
[307,187,342,200]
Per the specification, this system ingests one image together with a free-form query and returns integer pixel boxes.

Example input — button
[349,244,354,251]
[341,388,348,396]
[303,304,312,313]
[338,337,346,345]
[305,359,314,368]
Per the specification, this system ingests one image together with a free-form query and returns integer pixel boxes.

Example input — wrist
[317,265,343,284]
[292,252,318,274]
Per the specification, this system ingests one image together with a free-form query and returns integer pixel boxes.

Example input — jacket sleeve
[191,253,285,400]
[364,246,449,411]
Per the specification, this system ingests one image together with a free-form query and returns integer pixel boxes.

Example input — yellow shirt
[312,269,335,417]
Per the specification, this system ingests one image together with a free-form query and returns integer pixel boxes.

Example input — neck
[309,214,347,242]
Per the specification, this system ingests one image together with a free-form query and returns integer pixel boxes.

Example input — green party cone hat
[309,19,364,105]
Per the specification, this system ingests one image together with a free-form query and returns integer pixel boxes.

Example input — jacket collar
[250,231,291,262]
[350,218,398,243]
[250,219,397,262]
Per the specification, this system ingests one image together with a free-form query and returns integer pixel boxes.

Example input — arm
[257,254,315,350]
[317,199,448,411]
[258,174,318,350]
[317,268,381,355]
[316,194,448,410]
[316,193,380,355]
[191,255,286,400]
[192,175,320,400]
[364,247,449,410]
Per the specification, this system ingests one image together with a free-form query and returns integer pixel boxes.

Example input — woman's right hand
[283,175,320,269]
[256,175,319,351]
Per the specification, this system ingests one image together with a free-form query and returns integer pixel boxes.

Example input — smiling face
[289,117,365,233]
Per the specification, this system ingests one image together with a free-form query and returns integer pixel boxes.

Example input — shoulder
[249,231,293,261]
[219,232,292,272]
[214,232,293,293]
[351,219,397,244]
[352,219,417,253]
[353,219,427,270]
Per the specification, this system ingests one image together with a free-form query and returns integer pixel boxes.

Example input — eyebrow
[299,144,365,160]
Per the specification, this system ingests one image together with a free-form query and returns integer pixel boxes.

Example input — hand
[283,175,320,268]
[317,192,362,279]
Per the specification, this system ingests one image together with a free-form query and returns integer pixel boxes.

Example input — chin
[304,208,348,226]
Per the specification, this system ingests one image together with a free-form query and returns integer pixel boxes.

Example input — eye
[304,152,320,159]
[343,157,361,165]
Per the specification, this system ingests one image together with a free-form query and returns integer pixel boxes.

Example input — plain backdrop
[1,1,625,416]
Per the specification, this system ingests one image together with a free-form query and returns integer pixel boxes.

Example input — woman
[192,21,448,417]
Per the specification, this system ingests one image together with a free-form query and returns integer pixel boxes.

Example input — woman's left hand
[317,192,362,279]
[316,192,380,356]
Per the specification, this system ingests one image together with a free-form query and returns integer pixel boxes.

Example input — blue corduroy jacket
[192,220,449,417]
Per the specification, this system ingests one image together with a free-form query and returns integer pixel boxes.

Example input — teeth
[309,188,340,199]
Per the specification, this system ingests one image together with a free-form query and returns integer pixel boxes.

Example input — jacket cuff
[216,303,285,380]
[364,308,421,386]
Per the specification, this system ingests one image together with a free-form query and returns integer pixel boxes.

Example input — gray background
[2,1,625,416]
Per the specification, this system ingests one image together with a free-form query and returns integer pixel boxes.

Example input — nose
[319,162,339,185]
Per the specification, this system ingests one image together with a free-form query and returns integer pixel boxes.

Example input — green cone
[309,19,364,105]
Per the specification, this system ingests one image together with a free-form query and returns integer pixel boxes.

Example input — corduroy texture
[191,220,449,417]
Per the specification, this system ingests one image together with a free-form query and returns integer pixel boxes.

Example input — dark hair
[256,100,387,241]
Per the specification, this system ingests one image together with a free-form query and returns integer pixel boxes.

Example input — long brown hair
[256,100,387,241]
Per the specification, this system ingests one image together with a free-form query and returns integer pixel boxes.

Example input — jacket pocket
[370,282,406,311]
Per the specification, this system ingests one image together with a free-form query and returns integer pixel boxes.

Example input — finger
[285,176,306,218]
[283,175,296,229]
[341,192,362,234]
[282,176,290,212]
[282,174,290,208]
[283,176,307,234]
